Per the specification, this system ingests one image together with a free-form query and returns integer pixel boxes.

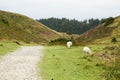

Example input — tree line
[37,18,101,34]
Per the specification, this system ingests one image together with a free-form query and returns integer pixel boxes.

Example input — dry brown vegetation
[75,16,120,45]
[0,10,69,44]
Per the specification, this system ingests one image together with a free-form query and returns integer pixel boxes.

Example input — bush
[48,38,77,46]
[0,44,3,46]
[101,17,114,26]
[49,38,69,45]
[0,16,9,24]
[111,37,117,43]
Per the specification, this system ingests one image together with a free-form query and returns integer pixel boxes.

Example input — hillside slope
[0,10,65,44]
[76,16,120,45]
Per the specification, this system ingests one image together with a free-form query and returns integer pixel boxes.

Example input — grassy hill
[76,16,120,45]
[0,10,68,44]
[39,16,120,80]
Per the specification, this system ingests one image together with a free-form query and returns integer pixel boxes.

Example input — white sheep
[66,41,72,48]
[83,46,92,55]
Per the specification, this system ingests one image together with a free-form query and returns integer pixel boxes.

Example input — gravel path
[0,46,44,80]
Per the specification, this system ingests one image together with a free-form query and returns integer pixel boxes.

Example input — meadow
[38,45,106,80]
[0,42,19,57]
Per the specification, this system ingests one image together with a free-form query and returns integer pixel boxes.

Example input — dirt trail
[0,46,44,80]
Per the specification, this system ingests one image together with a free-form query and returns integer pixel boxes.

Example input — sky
[0,0,120,21]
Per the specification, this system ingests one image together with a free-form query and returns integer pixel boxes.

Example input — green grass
[0,10,64,44]
[0,42,19,57]
[38,45,105,80]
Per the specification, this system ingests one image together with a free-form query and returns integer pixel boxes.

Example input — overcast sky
[0,0,120,20]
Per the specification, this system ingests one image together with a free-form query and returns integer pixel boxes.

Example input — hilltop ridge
[76,16,120,45]
[0,10,67,44]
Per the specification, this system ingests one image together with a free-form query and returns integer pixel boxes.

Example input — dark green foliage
[49,38,69,45]
[111,37,117,43]
[37,18,100,34]
[101,17,114,26]
[48,38,76,46]
[51,38,68,42]
[0,44,3,46]
[13,41,21,45]
[0,17,9,24]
